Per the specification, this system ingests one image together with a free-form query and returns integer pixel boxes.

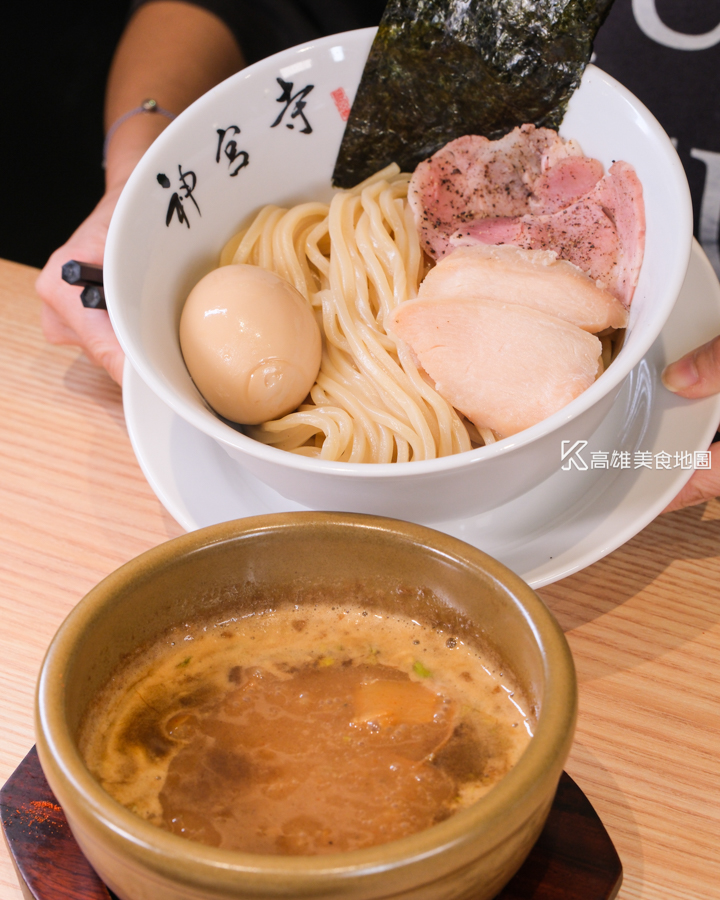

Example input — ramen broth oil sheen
[79,602,533,856]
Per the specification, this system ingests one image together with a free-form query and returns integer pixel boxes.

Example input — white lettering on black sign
[632,0,720,50]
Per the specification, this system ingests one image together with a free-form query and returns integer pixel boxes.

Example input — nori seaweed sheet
[333,0,615,188]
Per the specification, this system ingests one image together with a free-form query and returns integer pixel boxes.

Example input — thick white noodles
[224,165,473,463]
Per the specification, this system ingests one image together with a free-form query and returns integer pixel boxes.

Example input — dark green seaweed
[332,0,615,188]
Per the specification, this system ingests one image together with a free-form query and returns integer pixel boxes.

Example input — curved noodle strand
[219,172,476,462]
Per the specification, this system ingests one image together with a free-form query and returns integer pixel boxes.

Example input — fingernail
[662,355,700,392]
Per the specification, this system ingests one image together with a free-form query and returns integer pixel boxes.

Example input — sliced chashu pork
[450,161,645,307]
[418,244,628,332]
[528,154,605,215]
[409,125,603,259]
[388,298,601,438]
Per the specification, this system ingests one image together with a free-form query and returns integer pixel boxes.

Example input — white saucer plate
[124,241,720,588]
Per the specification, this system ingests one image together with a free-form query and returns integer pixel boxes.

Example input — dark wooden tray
[1,747,622,900]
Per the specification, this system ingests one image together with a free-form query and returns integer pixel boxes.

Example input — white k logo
[561,440,588,471]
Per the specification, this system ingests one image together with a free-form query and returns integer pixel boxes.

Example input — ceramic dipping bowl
[105,28,692,523]
[35,512,576,900]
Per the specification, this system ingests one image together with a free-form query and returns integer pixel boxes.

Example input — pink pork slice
[591,161,646,307]
[409,125,602,259]
[528,155,605,215]
[418,244,628,332]
[451,161,645,307]
[388,297,602,438]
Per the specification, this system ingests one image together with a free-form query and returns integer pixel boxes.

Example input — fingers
[662,334,720,399]
[663,443,720,512]
[90,326,126,385]
[35,190,125,384]
[41,303,79,345]
[661,336,720,510]
[41,300,125,384]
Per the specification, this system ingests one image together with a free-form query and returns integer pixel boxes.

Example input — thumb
[662,334,720,399]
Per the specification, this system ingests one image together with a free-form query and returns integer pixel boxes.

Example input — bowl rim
[105,26,693,481]
[36,512,577,885]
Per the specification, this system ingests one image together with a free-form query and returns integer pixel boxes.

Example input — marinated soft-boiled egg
[179,264,321,424]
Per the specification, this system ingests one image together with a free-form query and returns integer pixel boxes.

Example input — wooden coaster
[1,746,621,900]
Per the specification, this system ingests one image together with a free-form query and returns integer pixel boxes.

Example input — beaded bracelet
[102,99,176,167]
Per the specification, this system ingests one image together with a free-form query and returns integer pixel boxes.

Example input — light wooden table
[1,259,719,899]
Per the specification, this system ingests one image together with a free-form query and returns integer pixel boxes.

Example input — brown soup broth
[79,602,533,855]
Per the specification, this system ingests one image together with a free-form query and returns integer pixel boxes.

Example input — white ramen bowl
[105,28,692,523]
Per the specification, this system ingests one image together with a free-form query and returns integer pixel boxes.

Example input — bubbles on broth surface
[79,600,533,855]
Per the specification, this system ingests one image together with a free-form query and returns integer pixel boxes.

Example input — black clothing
[6,0,719,272]
[153,0,720,274]
[2,0,129,267]
[593,1,720,275]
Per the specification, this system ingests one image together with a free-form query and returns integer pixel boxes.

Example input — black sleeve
[129,0,385,65]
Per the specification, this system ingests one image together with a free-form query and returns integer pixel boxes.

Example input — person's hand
[662,335,720,511]
[34,2,244,387]
[35,186,125,384]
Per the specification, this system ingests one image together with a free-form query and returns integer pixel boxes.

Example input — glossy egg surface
[180,264,321,424]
